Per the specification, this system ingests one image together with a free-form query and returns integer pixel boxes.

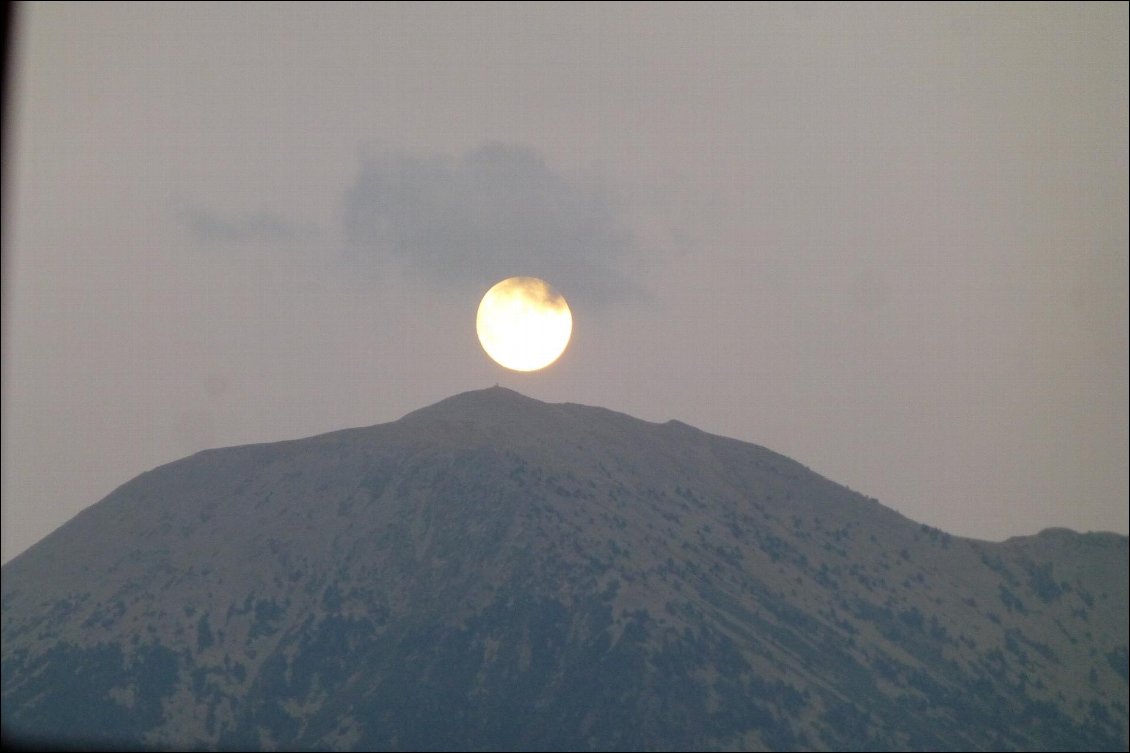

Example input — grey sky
[183,205,319,247]
[3,2,1127,563]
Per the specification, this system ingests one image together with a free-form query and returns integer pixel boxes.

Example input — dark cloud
[342,143,638,304]
[183,206,318,246]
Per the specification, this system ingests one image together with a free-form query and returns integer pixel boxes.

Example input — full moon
[476,277,573,372]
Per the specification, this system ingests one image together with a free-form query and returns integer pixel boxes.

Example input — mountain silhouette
[2,387,1127,750]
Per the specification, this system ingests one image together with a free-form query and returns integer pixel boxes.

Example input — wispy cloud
[182,206,319,247]
[342,143,638,304]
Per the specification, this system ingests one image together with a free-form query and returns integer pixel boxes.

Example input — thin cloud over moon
[342,143,639,305]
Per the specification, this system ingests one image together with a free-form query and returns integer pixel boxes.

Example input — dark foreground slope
[2,388,1127,751]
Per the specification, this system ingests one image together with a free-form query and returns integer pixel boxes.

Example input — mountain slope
[3,387,1127,750]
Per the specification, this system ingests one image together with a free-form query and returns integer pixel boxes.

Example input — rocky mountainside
[2,387,1127,751]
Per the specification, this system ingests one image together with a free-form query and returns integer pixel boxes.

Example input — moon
[476,277,573,372]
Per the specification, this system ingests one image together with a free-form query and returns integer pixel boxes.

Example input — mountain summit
[3,388,1127,750]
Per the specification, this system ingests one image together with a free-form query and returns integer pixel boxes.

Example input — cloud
[342,143,638,304]
[183,206,318,246]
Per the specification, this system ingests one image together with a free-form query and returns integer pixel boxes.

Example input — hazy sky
[3,2,1127,563]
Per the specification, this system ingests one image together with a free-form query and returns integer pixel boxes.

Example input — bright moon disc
[476,277,573,371]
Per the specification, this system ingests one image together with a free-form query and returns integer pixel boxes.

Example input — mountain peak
[400,385,547,422]
[2,390,1127,751]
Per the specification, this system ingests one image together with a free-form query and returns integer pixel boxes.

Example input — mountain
[2,387,1127,751]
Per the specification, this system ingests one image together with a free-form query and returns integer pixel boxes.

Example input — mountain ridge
[3,387,1127,750]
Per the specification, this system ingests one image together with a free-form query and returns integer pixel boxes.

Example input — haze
[2,2,1127,564]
